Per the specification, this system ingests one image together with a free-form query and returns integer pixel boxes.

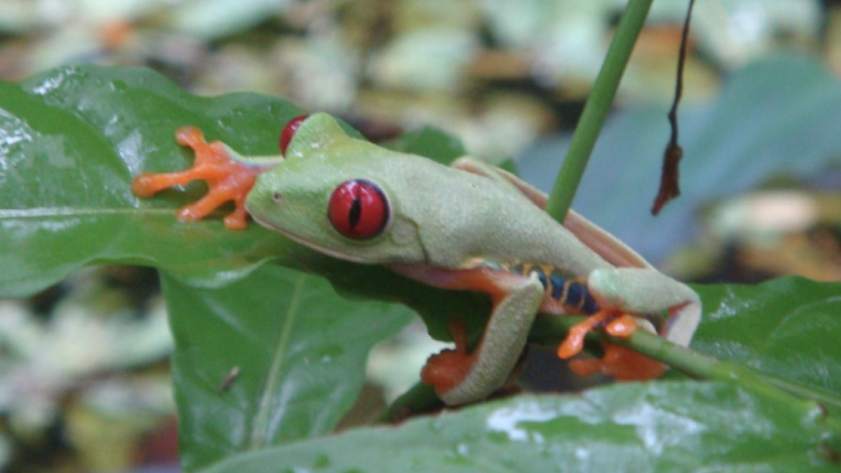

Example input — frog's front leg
[391,264,544,406]
[559,268,701,379]
[132,127,266,230]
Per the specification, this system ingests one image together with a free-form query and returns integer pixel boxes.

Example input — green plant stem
[380,382,440,423]
[545,0,654,221]
[382,315,841,423]
[531,316,841,414]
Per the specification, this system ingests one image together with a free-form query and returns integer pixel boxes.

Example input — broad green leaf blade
[199,382,840,473]
[163,264,413,471]
[518,54,841,261]
[384,126,466,165]
[0,65,318,297]
[693,277,841,394]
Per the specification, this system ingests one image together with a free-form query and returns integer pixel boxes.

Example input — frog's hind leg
[451,157,651,269]
[587,267,701,346]
[561,267,700,380]
[391,264,544,406]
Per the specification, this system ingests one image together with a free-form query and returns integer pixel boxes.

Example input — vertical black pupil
[348,196,361,229]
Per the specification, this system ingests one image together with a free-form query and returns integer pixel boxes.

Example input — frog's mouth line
[249,212,373,265]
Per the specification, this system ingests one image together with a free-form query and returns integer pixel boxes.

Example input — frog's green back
[246,113,610,275]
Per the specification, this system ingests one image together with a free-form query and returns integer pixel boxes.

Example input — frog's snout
[271,192,283,204]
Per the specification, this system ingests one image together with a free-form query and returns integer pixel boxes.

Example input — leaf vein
[0,207,172,218]
[248,274,306,448]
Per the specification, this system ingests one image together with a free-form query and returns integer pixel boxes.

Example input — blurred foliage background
[1,0,840,472]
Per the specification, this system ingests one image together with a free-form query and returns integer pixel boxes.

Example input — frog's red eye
[328,179,389,240]
[279,114,309,153]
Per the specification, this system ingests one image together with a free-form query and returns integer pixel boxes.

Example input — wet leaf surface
[200,382,840,473]
[693,277,841,394]
[0,65,304,297]
[163,265,413,470]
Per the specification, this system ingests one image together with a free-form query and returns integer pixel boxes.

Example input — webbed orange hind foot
[569,343,665,381]
[132,126,264,230]
[558,311,661,380]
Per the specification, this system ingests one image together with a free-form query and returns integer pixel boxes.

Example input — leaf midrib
[248,274,305,448]
[0,207,173,219]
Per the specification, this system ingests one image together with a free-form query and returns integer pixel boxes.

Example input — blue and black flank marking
[503,262,599,314]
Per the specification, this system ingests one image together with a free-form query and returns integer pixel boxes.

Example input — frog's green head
[246,113,427,264]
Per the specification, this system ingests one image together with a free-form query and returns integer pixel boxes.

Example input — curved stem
[382,314,841,422]
[380,382,439,423]
[545,0,654,221]
[531,315,841,414]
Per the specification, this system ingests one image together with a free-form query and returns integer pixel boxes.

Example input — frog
[132,113,701,406]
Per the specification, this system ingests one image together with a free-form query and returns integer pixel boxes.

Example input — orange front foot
[132,127,265,230]
[556,310,639,360]
[556,310,614,359]
[420,321,476,397]
[558,310,662,381]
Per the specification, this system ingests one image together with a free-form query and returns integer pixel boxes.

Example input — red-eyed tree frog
[133,113,701,406]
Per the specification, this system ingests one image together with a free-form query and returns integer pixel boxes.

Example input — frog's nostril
[272,192,282,203]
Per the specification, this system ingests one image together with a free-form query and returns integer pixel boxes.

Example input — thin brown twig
[651,0,696,215]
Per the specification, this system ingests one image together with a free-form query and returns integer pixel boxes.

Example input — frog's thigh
[441,272,544,406]
[587,268,701,346]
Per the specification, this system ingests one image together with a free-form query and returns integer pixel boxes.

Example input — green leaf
[0,65,306,297]
[162,265,413,471]
[199,382,840,473]
[693,277,841,394]
[383,126,466,165]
